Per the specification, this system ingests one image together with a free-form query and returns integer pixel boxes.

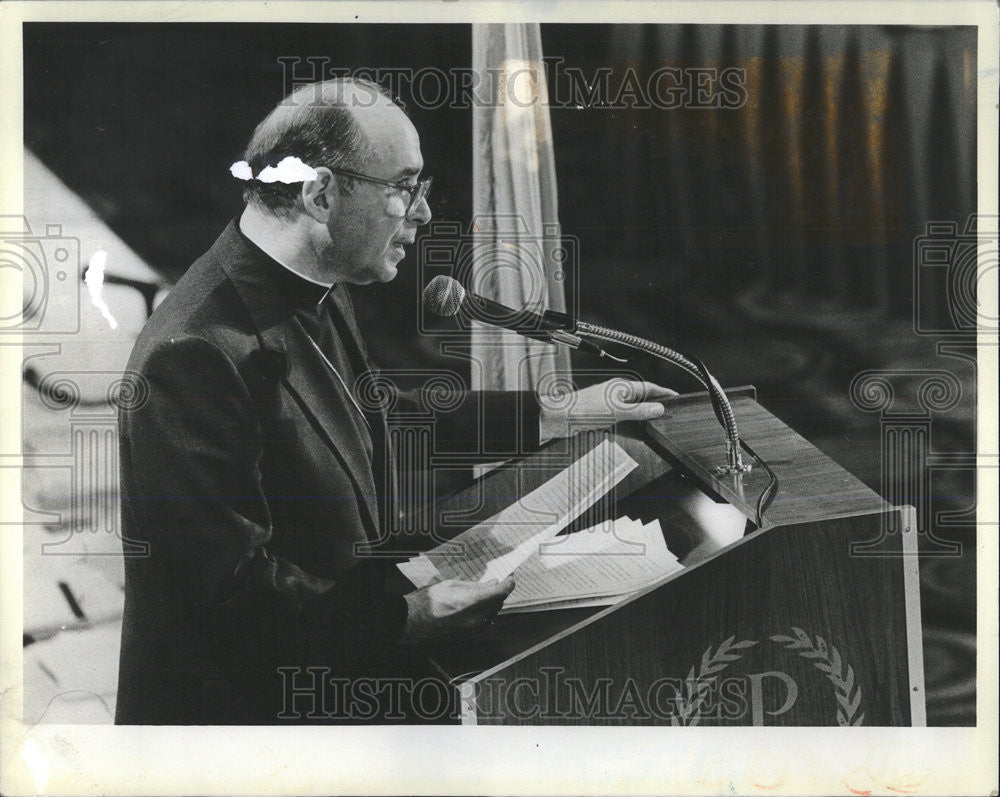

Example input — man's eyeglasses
[328,168,432,217]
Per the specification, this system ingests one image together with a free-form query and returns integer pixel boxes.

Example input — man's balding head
[239,76,429,286]
[241,78,403,216]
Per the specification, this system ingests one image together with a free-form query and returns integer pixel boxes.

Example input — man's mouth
[391,239,413,257]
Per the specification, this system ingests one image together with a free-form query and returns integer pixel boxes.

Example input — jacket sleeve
[119,335,408,668]
[417,388,542,458]
[366,369,541,460]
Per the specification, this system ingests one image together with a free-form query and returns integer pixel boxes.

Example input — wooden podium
[414,387,925,726]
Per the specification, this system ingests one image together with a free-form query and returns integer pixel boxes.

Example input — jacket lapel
[211,221,381,540]
[329,287,401,535]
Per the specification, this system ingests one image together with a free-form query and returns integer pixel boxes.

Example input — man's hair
[241,77,398,216]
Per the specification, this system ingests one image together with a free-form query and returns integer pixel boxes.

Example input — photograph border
[1,2,997,795]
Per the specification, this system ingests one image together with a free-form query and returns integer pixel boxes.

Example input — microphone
[422,276,622,358]
[422,275,572,341]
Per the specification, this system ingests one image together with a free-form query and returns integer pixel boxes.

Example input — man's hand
[538,379,677,442]
[401,577,516,643]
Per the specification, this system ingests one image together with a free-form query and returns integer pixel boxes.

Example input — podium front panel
[455,509,921,726]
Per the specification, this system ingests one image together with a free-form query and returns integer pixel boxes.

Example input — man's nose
[408,195,432,226]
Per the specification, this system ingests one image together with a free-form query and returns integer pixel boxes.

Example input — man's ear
[301,167,335,223]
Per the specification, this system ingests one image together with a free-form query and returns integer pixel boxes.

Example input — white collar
[239,216,336,304]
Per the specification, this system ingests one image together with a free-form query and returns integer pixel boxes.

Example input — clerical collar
[235,219,335,307]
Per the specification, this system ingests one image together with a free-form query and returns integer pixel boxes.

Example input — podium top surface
[643,388,888,528]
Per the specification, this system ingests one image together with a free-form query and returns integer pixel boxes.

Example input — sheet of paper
[412,439,639,584]
[500,593,630,614]
[395,555,441,589]
[535,515,645,561]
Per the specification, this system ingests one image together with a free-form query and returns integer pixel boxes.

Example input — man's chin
[381,251,407,280]
[374,262,398,283]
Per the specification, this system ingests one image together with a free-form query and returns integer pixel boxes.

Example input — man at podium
[115,77,674,724]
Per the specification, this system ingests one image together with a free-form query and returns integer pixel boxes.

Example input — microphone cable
[740,438,779,529]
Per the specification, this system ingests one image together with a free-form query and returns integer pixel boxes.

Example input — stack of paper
[500,516,682,613]
[397,439,683,613]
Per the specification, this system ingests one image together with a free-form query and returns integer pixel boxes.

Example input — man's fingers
[604,380,676,409]
[404,578,517,641]
[626,381,677,401]
[617,401,667,421]
[460,578,515,628]
[477,577,516,601]
[475,578,515,614]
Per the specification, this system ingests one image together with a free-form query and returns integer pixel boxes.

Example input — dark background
[23,22,979,724]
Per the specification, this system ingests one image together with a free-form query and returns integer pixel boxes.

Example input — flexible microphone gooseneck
[422,275,742,464]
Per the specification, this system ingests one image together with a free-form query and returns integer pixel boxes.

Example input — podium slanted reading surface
[414,387,924,726]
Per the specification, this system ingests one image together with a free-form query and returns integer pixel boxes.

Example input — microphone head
[423,275,466,317]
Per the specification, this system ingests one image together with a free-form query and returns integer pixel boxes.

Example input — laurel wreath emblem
[671,635,757,726]
[770,627,865,726]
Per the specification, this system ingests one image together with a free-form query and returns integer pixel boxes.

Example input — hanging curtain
[470,23,571,395]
